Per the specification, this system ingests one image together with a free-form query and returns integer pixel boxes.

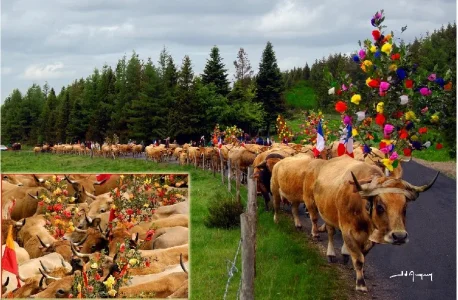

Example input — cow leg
[326,225,337,263]
[272,189,281,224]
[342,233,367,292]
[341,242,350,264]
[291,201,302,229]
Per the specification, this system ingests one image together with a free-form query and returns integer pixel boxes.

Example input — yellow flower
[74,207,79,213]
[111,204,116,210]
[104,275,116,290]
[410,135,418,141]
[322,125,327,129]
[381,139,392,145]
[143,203,149,208]
[389,64,397,71]
[44,198,51,204]
[382,159,394,171]
[107,289,117,297]
[370,45,377,53]
[405,111,416,121]
[51,212,57,216]
[69,197,76,203]
[68,221,73,226]
[431,114,439,123]
[120,175,125,179]
[45,181,51,187]
[68,226,75,232]
[381,43,392,54]
[53,188,62,196]
[351,94,362,105]
[154,183,160,188]
[352,129,358,136]
[57,197,62,203]
[376,102,384,113]
[77,283,81,293]
[361,60,373,72]
[366,77,373,87]
[129,258,138,266]
[52,175,57,182]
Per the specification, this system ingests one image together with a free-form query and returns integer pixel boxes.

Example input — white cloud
[1,67,13,75]
[21,62,75,80]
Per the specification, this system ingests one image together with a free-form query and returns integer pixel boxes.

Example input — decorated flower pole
[328,10,451,175]
[276,115,294,143]
[223,125,244,145]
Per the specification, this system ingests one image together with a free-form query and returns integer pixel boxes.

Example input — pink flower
[120,243,125,253]
[384,124,395,136]
[420,87,432,96]
[341,84,348,91]
[358,49,366,60]
[379,81,390,91]
[421,106,429,114]
[380,147,390,154]
[343,115,352,125]
[428,73,436,81]
[390,152,399,160]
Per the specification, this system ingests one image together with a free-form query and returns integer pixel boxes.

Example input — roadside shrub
[204,192,244,229]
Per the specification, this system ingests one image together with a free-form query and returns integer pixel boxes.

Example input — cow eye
[376,204,385,214]
[57,289,65,295]
[91,245,96,252]
[100,208,106,213]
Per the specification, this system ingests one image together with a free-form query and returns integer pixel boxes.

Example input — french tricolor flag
[337,124,354,158]
[312,120,325,157]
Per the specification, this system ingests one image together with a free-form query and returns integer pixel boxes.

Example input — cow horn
[33,174,44,183]
[3,277,9,287]
[71,243,91,258]
[39,276,45,289]
[85,213,92,224]
[83,187,97,200]
[180,253,188,274]
[15,219,26,227]
[93,179,107,185]
[64,175,76,184]
[98,224,103,233]
[39,260,50,273]
[18,273,26,282]
[28,193,39,200]
[76,235,88,246]
[350,172,363,192]
[403,171,440,194]
[61,258,66,268]
[39,268,60,281]
[37,235,50,248]
[74,227,87,233]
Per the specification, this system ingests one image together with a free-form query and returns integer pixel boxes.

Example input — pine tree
[1,89,24,144]
[255,41,285,134]
[202,46,230,96]
[303,63,311,80]
[56,90,71,143]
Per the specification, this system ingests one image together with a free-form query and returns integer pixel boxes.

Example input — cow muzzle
[386,231,409,245]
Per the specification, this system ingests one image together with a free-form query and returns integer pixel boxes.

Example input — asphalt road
[294,161,456,300]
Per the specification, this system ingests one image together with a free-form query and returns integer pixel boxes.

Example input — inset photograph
[1,174,189,298]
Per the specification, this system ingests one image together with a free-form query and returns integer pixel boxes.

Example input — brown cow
[302,155,439,291]
[253,153,286,211]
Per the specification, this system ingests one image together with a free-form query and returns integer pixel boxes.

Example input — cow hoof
[295,225,302,231]
[355,285,368,292]
[327,255,337,263]
[342,254,350,265]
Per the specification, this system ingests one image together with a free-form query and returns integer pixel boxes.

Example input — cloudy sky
[1,0,456,102]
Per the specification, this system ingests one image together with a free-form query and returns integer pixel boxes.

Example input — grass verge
[1,152,345,299]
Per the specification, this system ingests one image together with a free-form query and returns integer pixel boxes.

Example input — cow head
[37,236,72,261]
[30,275,75,298]
[75,226,109,255]
[6,275,46,298]
[351,171,439,245]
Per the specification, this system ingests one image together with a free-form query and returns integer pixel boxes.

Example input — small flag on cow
[312,120,325,157]
[1,225,21,288]
[337,125,354,158]
[108,207,116,230]
[95,174,111,183]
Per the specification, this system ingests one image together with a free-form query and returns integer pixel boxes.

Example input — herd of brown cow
[1,174,189,298]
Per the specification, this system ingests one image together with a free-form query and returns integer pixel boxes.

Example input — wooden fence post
[236,166,241,204]
[227,158,231,192]
[241,166,257,300]
[220,151,224,184]
[202,152,205,170]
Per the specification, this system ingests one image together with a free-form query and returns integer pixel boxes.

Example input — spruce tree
[303,63,311,80]
[255,41,285,134]
[233,48,254,90]
[202,46,230,96]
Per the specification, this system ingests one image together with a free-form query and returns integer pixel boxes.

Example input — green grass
[285,81,317,110]
[1,152,346,300]
[412,145,456,162]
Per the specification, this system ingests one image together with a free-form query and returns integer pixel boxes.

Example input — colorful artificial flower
[381,43,392,54]
[376,102,384,113]
[405,111,416,121]
[366,77,380,88]
[419,87,432,96]
[435,77,445,87]
[391,53,401,60]
[351,94,362,105]
[335,101,348,113]
[328,87,335,95]
[384,124,395,136]
[399,129,409,139]
[352,128,358,136]
[418,127,428,134]
[423,141,431,148]
[356,111,366,121]
[421,106,429,114]
[436,143,443,150]
[396,68,407,80]
[389,64,397,71]
[107,289,117,297]
[103,275,116,290]
[403,148,412,156]
[353,55,360,62]
[444,82,452,91]
[390,152,399,160]
[359,49,366,60]
[399,95,409,105]
[375,113,385,127]
[370,45,377,53]
[430,114,439,123]
[361,60,373,72]
[372,30,381,41]
[374,51,381,59]
[427,73,437,81]
[379,81,390,91]
[405,79,414,89]
[381,158,394,171]
[343,115,352,125]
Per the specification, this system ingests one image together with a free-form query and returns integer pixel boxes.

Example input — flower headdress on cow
[328,10,452,173]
